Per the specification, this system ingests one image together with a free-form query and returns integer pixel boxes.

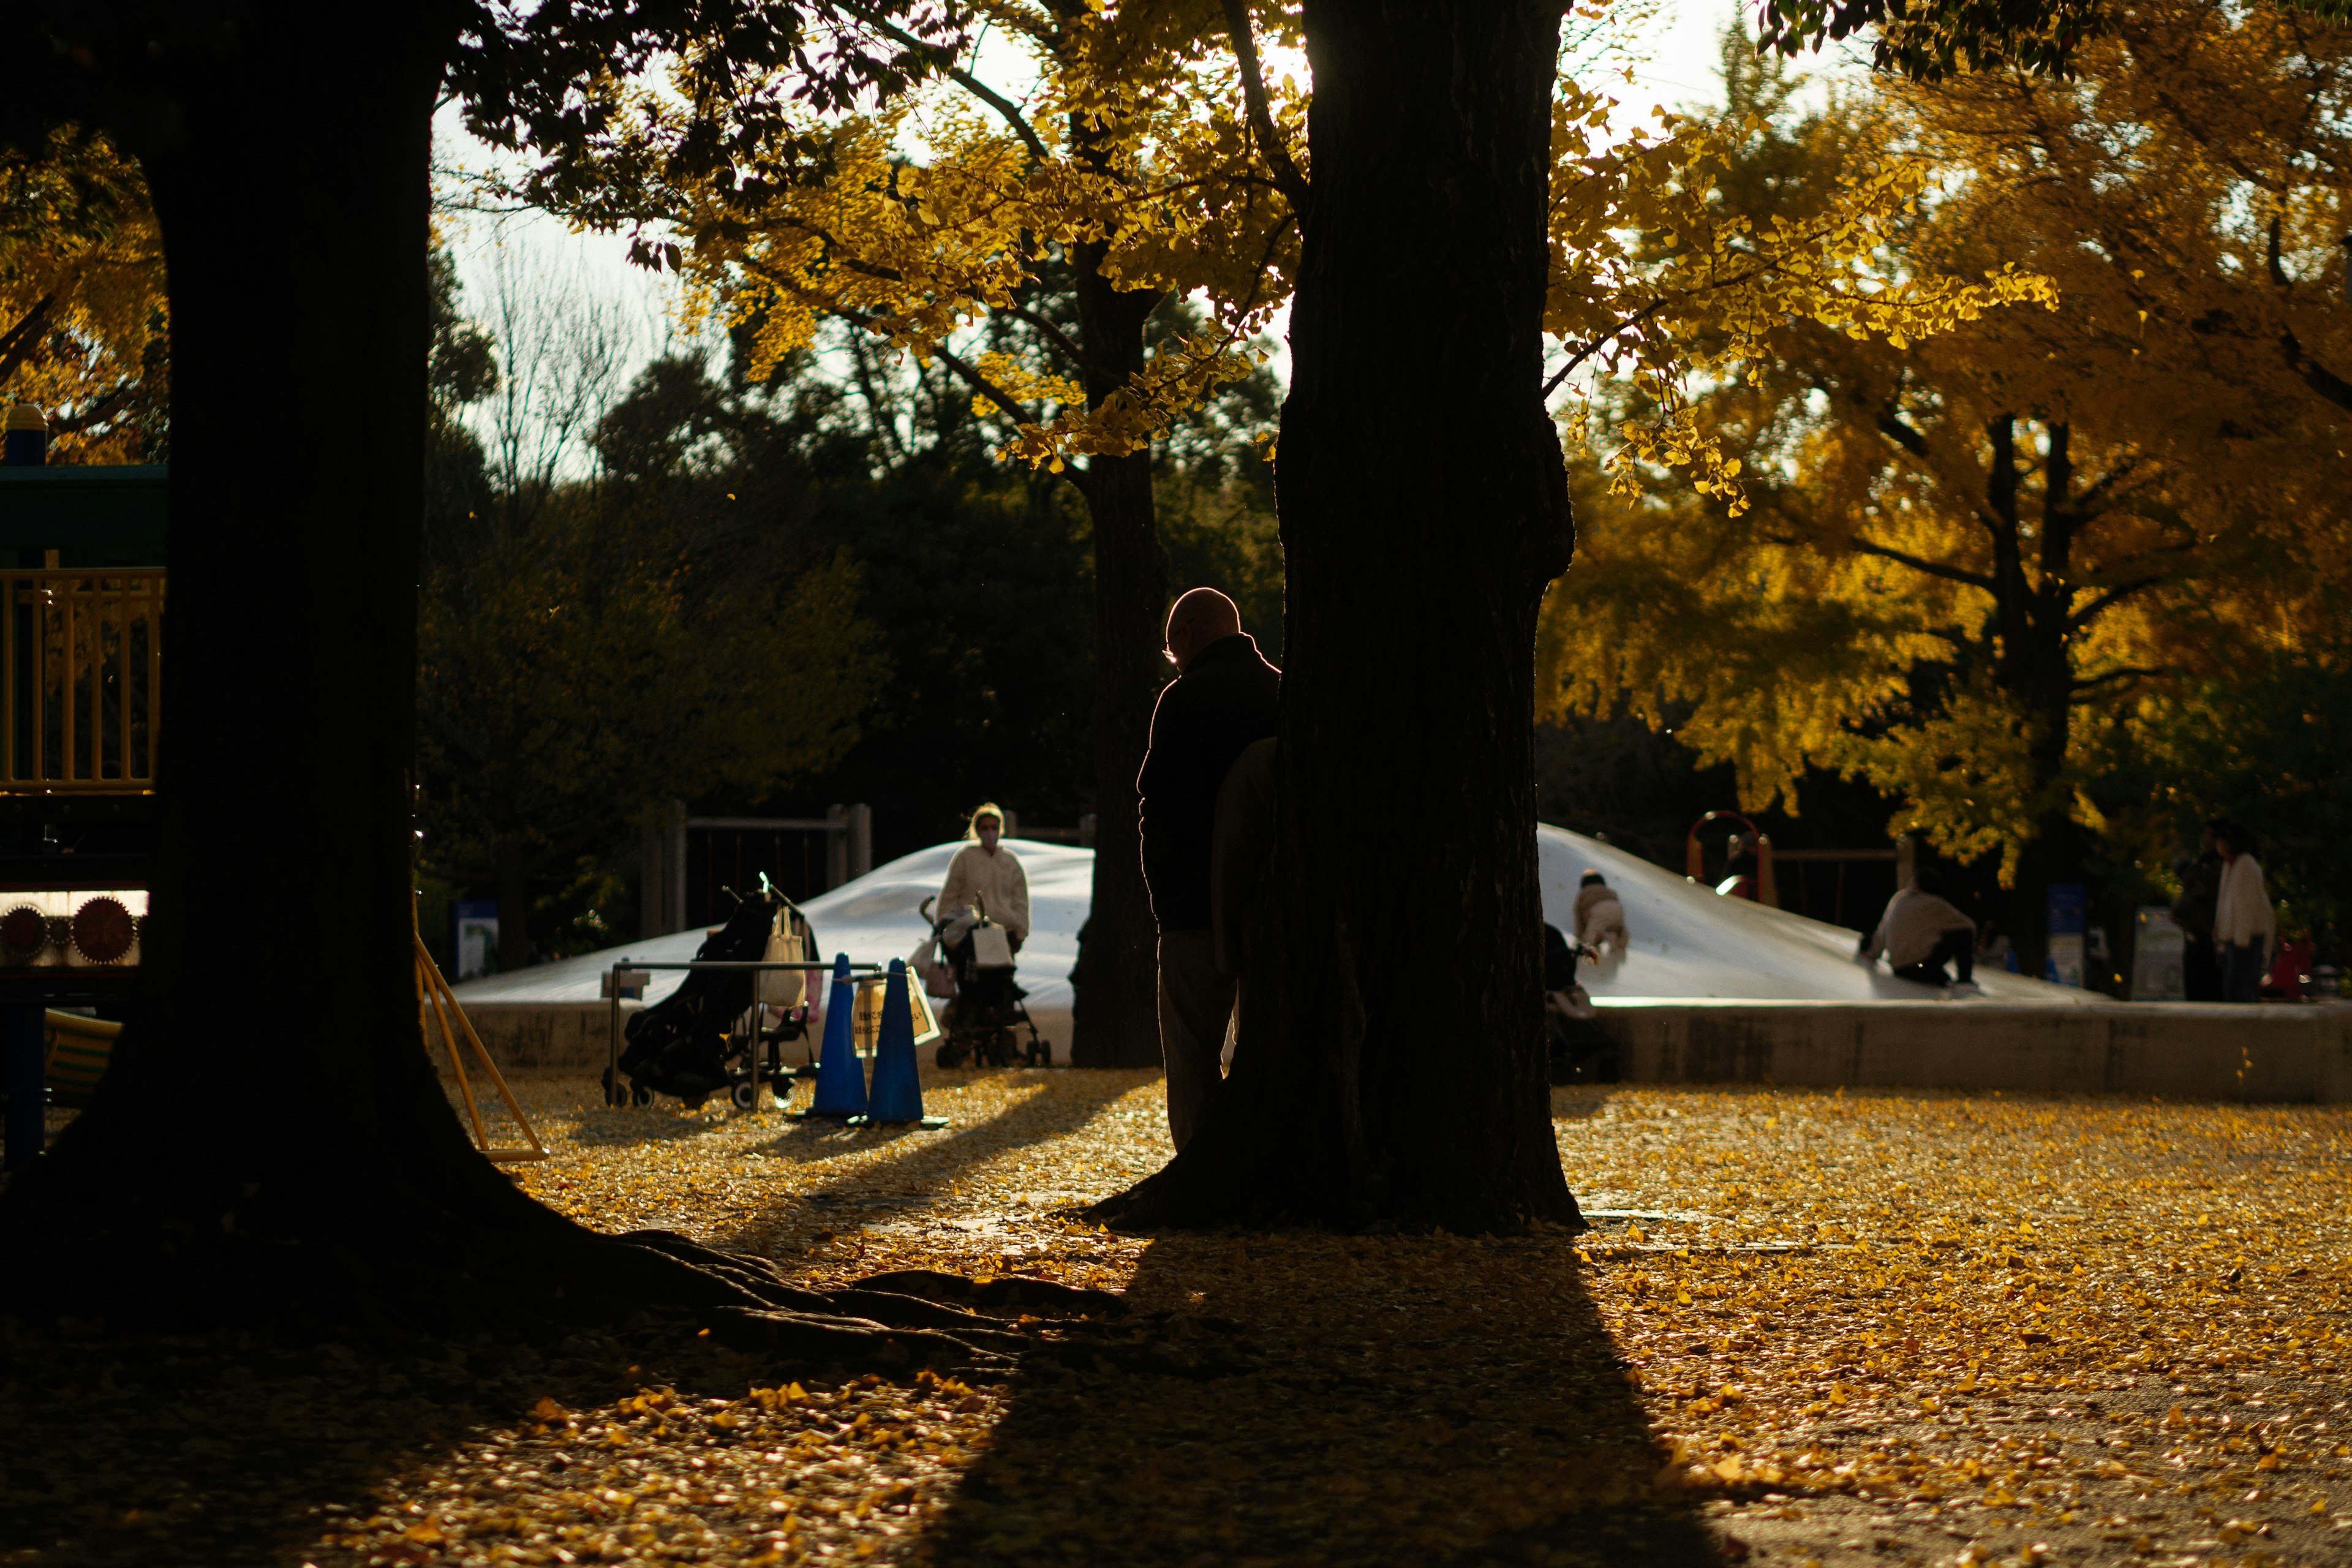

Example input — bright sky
[429,1,1869,442]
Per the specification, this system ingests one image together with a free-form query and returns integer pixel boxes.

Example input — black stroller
[1544,922,1620,1085]
[919,895,1048,1068]
[605,876,820,1110]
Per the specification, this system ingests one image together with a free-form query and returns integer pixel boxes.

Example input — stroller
[1544,922,1620,1085]
[605,875,820,1110]
[918,894,1048,1068]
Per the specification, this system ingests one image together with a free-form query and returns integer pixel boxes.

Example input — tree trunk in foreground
[0,13,1020,1358]
[1068,251,1169,1069]
[1098,0,1581,1231]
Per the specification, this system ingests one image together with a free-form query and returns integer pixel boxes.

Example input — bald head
[1164,587,1243,671]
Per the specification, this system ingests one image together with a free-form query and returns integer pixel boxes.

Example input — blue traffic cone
[800,954,869,1119]
[862,960,944,1127]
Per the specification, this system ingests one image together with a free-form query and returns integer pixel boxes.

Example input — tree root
[703,1305,1014,1374]
[849,1268,1128,1318]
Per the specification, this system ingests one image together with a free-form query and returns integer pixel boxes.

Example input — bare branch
[1221,0,1311,219]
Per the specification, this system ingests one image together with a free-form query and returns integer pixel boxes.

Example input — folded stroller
[606,877,818,1109]
[919,895,1047,1068]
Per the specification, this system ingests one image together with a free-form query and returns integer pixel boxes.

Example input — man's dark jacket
[1137,633,1280,931]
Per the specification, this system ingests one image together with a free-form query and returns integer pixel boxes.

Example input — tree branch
[1875,407,1930,458]
[921,336,1041,431]
[2066,575,2165,630]
[1221,0,1311,220]
[0,291,58,389]
[50,379,140,435]
[1850,538,1998,591]
[2266,211,2352,412]
[2070,664,2166,695]
[838,2,1052,165]
[998,303,1087,372]
[1542,298,1673,398]
[2278,325,2352,412]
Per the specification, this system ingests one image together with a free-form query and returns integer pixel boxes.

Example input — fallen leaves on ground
[3,1072,2348,1567]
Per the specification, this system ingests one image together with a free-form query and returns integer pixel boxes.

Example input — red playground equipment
[1686,811,1779,907]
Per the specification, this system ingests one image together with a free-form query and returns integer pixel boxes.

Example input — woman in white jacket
[937,802,1030,951]
[2211,820,2275,1004]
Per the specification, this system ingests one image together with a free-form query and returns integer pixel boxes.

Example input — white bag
[756,909,814,1007]
[970,923,1014,970]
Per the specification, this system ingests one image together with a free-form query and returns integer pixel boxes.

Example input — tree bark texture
[1099,1,1581,1230]
[1067,247,1169,1069]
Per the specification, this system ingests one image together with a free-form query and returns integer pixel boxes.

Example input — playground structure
[0,416,166,1172]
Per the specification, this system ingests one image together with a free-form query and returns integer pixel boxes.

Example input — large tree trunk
[0,13,601,1325]
[1098,1,1581,1231]
[0,15,1009,1358]
[1067,255,1169,1069]
[1989,418,2081,983]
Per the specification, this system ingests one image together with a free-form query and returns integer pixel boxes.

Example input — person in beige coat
[2211,819,2274,1004]
[937,803,1030,949]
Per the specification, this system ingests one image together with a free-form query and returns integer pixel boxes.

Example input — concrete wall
[450,995,2352,1104]
[1596,1000,2352,1102]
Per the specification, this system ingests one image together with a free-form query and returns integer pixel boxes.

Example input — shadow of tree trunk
[921,1227,1733,1566]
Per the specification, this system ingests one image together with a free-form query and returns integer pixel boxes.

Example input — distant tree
[0,127,165,459]
[556,0,1303,1065]
[415,268,888,971]
[1539,4,2352,974]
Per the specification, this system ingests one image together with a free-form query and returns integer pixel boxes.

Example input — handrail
[1,568,165,794]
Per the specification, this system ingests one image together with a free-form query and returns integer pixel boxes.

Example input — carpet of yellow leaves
[4,1071,2348,1568]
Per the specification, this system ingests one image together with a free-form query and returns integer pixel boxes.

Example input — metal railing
[1,569,165,793]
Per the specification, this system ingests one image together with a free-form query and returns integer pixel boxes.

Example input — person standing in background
[2211,819,2275,1005]
[2172,825,2223,1001]
[1137,588,1280,1150]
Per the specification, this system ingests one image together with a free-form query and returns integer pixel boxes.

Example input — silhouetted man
[1137,588,1279,1149]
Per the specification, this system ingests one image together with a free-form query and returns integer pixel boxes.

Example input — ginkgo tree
[1542,2,2352,973]
[0,127,166,459]
[538,0,1306,1065]
[560,0,2050,1163]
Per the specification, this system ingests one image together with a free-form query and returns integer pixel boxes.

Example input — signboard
[2046,883,2087,988]
[2131,907,2186,1000]
[455,902,499,979]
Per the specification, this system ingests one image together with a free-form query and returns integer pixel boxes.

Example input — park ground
[3,1074,2351,1567]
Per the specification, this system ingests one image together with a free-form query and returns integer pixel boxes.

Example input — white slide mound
[452,826,2091,1043]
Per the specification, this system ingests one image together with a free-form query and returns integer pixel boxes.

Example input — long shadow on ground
[717,1069,1148,1256]
[920,1226,1732,1568]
